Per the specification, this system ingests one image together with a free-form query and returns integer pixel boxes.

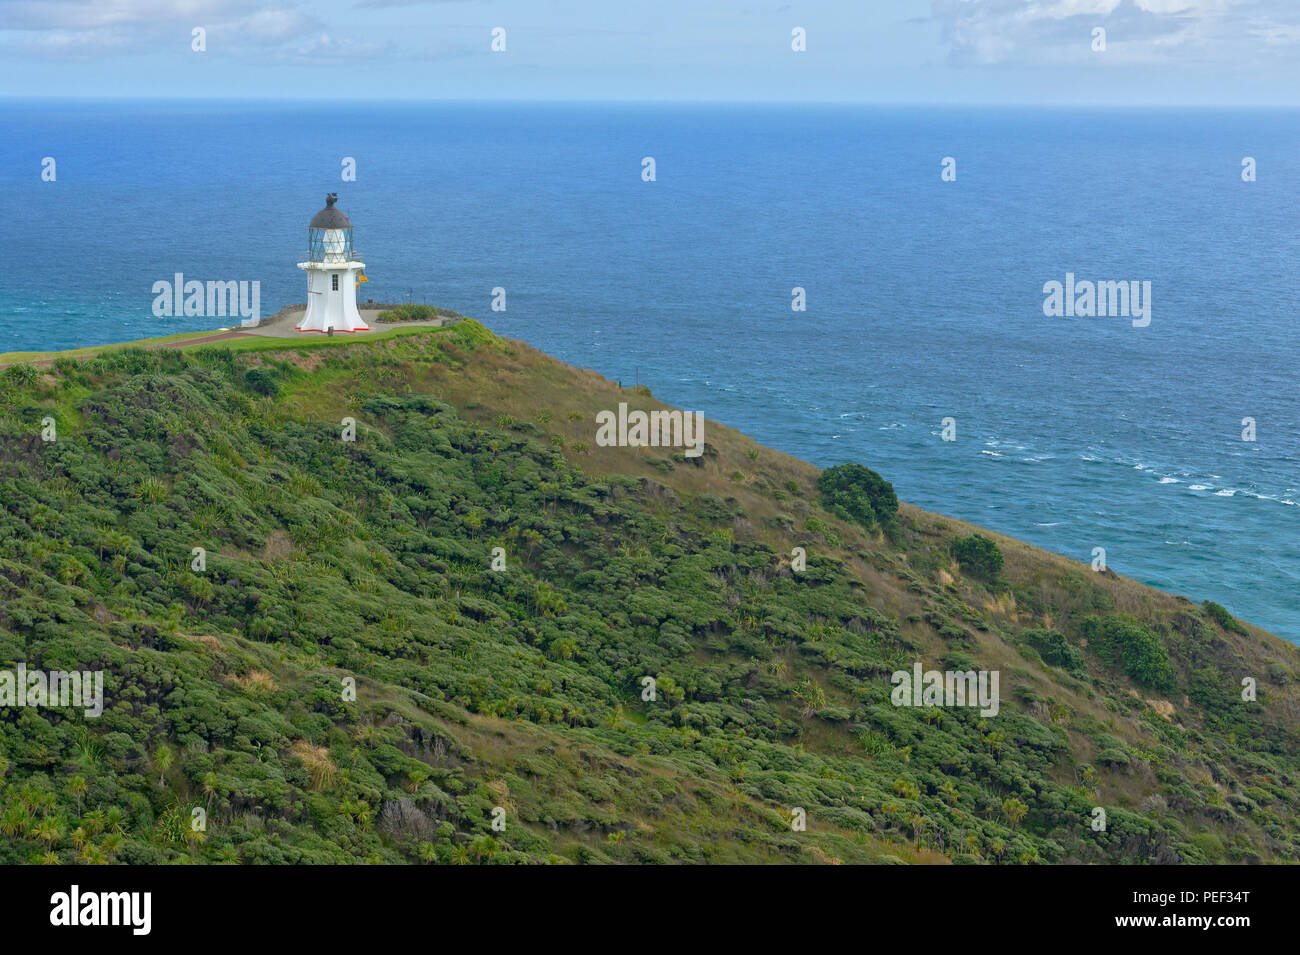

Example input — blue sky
[3,0,1299,104]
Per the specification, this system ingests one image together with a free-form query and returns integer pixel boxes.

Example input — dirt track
[155,331,252,349]
[4,330,254,369]
[4,304,457,369]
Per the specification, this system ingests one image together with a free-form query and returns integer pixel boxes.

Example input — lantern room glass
[308,227,354,262]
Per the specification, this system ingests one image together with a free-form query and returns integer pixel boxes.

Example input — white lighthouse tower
[297,193,369,333]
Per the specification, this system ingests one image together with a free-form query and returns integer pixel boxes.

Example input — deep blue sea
[2,101,1297,640]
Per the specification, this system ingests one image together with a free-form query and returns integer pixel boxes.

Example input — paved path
[242,305,453,338]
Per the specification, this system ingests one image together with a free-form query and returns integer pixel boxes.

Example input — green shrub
[53,356,83,380]
[1022,628,1086,674]
[1096,746,1131,768]
[1081,615,1176,691]
[951,534,1003,579]
[244,368,278,396]
[379,303,437,321]
[815,463,898,528]
[377,304,460,323]
[1203,600,1248,636]
[2,362,39,387]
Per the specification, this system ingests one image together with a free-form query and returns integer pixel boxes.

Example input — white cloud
[0,1,231,31]
[930,0,1300,66]
[0,0,328,58]
[218,8,315,45]
[286,31,387,58]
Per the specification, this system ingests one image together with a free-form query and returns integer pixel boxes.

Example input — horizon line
[3,95,1299,110]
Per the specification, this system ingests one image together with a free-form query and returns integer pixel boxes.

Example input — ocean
[2,100,1297,640]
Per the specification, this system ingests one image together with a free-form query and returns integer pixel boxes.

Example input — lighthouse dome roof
[309,193,352,229]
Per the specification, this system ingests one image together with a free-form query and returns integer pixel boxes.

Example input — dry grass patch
[231,669,277,694]
[288,740,338,791]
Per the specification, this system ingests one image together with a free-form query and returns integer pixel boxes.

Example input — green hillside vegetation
[0,321,1297,864]
[376,304,463,323]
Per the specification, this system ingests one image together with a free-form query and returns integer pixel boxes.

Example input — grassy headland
[0,319,1295,864]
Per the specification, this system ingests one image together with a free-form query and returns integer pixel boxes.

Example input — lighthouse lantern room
[297,193,369,333]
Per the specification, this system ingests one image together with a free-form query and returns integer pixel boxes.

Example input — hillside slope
[0,322,1296,864]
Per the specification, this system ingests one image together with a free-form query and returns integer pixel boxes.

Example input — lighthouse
[297,193,369,333]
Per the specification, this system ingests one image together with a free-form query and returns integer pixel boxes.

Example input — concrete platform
[242,304,460,338]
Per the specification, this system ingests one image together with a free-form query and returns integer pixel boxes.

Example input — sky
[2,0,1300,105]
